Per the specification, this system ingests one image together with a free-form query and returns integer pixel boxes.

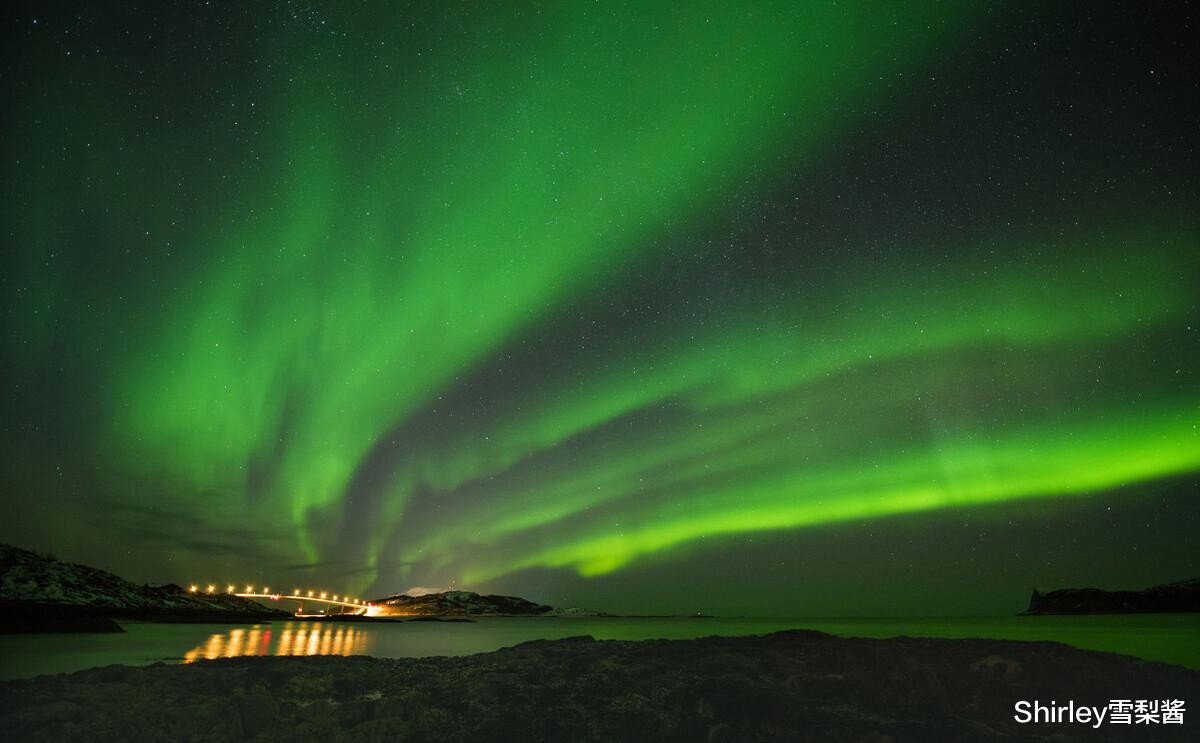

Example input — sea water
[1,614,1197,681]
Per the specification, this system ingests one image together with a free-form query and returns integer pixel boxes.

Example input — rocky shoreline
[3,630,1196,742]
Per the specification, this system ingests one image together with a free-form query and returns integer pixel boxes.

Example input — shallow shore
[0,602,288,634]
[2,630,1197,741]
[0,603,124,634]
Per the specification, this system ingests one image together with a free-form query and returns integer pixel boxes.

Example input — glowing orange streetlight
[206,584,215,594]
[188,585,198,593]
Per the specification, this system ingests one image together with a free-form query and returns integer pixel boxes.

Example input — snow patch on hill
[0,543,275,614]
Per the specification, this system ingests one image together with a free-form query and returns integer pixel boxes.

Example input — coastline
[0,601,288,634]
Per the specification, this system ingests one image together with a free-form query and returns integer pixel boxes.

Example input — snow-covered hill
[0,543,278,614]
[372,589,552,616]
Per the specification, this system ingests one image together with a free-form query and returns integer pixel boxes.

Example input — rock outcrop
[371,589,551,616]
[1026,578,1200,614]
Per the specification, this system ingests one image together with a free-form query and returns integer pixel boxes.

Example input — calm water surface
[1,614,1197,680]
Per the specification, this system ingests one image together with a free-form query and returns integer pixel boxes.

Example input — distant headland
[1025,578,1200,615]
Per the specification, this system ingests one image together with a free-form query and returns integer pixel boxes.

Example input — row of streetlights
[187,584,372,606]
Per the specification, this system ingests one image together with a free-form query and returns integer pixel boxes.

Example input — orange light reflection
[181,623,360,663]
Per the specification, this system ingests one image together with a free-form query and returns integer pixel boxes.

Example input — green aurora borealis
[2,2,1197,614]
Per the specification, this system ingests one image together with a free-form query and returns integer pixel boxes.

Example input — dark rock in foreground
[2,631,1196,742]
[1026,578,1200,614]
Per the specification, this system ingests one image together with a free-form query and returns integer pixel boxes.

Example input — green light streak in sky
[363,227,1198,578]
[102,3,989,560]
[15,1,1191,591]
[466,402,1200,580]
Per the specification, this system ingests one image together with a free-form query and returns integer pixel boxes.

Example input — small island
[371,589,552,617]
[1025,578,1200,615]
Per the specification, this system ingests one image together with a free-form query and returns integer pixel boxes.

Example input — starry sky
[2,2,1197,616]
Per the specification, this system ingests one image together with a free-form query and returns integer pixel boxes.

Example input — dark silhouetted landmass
[0,602,124,633]
[372,590,620,617]
[2,631,1196,741]
[1026,578,1200,615]
[371,589,552,616]
[0,543,288,632]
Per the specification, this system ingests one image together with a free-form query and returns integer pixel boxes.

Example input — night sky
[2,2,1197,616]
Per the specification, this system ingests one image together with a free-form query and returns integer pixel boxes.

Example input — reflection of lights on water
[182,623,362,663]
[226,628,245,658]
[245,627,261,654]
